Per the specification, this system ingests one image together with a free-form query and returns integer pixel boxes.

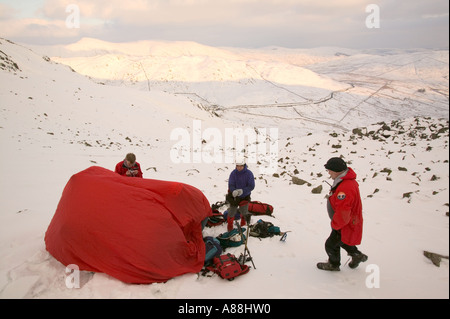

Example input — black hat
[324,157,347,172]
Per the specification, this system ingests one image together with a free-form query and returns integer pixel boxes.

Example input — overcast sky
[0,0,448,49]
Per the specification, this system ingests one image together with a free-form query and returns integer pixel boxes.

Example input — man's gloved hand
[232,189,243,198]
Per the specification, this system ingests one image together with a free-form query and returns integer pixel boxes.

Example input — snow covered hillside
[0,37,448,299]
[35,37,449,136]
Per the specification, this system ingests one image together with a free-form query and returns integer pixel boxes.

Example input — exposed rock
[292,176,311,186]
[311,185,323,194]
[423,251,449,267]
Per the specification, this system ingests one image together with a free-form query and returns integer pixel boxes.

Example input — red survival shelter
[45,166,212,284]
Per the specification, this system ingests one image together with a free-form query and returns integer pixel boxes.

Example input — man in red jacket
[317,157,367,271]
[115,153,143,178]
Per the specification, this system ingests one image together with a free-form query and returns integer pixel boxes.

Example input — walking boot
[348,253,368,269]
[317,261,340,271]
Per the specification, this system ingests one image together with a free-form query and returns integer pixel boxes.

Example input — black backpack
[249,219,280,238]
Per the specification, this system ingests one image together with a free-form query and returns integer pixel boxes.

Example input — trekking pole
[235,219,256,269]
[245,221,256,269]
[238,219,248,266]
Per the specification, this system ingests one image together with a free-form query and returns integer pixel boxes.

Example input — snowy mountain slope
[0,38,449,299]
[38,38,449,137]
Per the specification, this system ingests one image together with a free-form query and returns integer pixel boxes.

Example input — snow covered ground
[0,38,448,299]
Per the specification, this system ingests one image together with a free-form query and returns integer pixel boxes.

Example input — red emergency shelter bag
[45,166,212,284]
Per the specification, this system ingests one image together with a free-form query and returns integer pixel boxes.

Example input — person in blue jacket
[226,160,255,231]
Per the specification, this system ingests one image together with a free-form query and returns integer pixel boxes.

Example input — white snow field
[0,38,448,299]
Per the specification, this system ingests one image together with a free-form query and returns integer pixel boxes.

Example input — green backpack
[217,228,246,248]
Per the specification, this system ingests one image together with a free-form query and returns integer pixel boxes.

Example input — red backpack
[207,253,250,281]
[248,201,274,216]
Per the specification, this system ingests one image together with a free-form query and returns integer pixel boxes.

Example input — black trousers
[226,192,250,207]
[325,229,361,266]
[225,193,251,220]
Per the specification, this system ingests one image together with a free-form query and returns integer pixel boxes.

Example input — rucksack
[248,201,274,216]
[206,201,228,227]
[217,228,246,248]
[204,236,222,266]
[212,201,227,210]
[207,253,250,281]
[249,219,280,238]
[206,209,226,227]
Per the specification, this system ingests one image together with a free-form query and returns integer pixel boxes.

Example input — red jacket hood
[342,167,357,180]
